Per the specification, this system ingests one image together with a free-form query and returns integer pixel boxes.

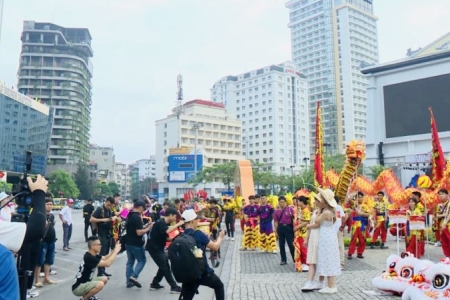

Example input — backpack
[168,231,206,283]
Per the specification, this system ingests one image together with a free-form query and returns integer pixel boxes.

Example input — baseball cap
[181,209,198,222]
[67,198,74,204]
[0,192,9,201]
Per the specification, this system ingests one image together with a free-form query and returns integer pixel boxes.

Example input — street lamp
[290,165,295,193]
[302,157,310,171]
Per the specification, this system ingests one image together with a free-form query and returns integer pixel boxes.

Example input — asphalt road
[35,209,230,300]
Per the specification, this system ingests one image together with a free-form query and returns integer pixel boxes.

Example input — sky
[0,0,449,164]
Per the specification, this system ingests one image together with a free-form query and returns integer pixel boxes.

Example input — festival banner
[388,209,407,224]
[0,171,6,182]
[429,107,446,188]
[314,102,325,187]
[409,215,426,230]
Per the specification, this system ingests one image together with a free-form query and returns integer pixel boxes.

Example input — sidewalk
[220,226,445,300]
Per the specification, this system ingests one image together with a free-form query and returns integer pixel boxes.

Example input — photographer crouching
[0,175,49,300]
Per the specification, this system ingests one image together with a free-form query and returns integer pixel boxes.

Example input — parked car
[52,198,65,210]
[74,200,83,210]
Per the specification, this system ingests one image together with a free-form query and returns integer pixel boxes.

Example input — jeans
[148,247,177,288]
[97,233,111,275]
[225,219,234,237]
[62,223,72,249]
[277,225,295,263]
[126,245,146,284]
[179,272,224,300]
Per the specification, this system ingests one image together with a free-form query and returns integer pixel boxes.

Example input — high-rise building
[155,99,244,199]
[211,61,310,174]
[286,0,378,154]
[115,162,131,198]
[0,82,53,179]
[17,21,94,173]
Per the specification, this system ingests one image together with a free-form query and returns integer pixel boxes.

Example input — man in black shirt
[90,197,118,277]
[33,194,58,287]
[72,236,121,300]
[83,199,95,241]
[125,200,152,288]
[146,207,184,293]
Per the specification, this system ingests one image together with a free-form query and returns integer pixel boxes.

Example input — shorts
[72,277,105,297]
[38,242,55,266]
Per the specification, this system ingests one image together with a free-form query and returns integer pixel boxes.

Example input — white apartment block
[286,0,378,154]
[115,162,131,198]
[211,61,310,174]
[137,157,156,180]
[89,144,115,182]
[155,99,244,197]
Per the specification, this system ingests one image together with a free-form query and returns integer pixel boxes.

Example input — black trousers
[97,233,111,275]
[277,225,295,263]
[179,272,224,300]
[225,218,234,237]
[147,248,177,288]
[84,220,94,240]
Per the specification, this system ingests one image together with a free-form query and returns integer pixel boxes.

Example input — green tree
[49,169,80,198]
[189,162,236,190]
[130,178,154,199]
[95,183,111,198]
[108,182,120,195]
[74,163,94,199]
[324,154,346,173]
[367,164,389,180]
[0,182,13,193]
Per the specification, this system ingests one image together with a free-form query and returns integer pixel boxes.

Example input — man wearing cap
[125,200,152,288]
[0,192,14,222]
[59,198,74,251]
[146,207,183,293]
[179,209,225,300]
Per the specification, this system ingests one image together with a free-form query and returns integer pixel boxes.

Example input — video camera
[12,151,33,217]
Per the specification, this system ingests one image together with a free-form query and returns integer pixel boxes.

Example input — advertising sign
[168,154,203,183]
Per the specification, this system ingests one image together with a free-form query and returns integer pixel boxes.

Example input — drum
[196,222,210,235]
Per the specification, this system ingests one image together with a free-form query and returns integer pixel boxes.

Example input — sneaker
[39,272,44,278]
[301,281,314,292]
[170,286,182,294]
[26,289,39,298]
[49,270,57,275]
[129,277,141,288]
[318,286,338,294]
[347,254,353,260]
[272,250,278,254]
[380,243,388,249]
[370,242,375,249]
[88,297,100,300]
[357,254,364,259]
[301,264,309,272]
[231,238,235,241]
[435,241,442,247]
[150,283,165,290]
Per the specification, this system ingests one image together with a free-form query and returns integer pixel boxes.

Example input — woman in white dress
[301,195,324,292]
[313,188,341,294]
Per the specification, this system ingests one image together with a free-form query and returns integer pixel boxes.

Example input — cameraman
[0,175,49,300]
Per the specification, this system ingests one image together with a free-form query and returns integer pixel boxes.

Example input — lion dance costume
[258,203,277,253]
[294,200,310,272]
[241,202,260,250]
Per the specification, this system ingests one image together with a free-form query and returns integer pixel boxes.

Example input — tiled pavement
[221,227,445,300]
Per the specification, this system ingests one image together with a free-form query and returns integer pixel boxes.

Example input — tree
[189,162,236,190]
[74,163,94,199]
[0,182,12,193]
[130,177,155,199]
[108,182,120,195]
[324,154,346,173]
[95,183,111,198]
[367,164,389,180]
[49,169,80,198]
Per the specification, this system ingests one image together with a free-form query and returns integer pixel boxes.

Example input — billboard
[168,154,203,183]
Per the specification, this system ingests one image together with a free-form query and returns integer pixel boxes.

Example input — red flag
[314,102,325,187]
[429,107,446,187]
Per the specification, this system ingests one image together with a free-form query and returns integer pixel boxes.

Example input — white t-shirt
[334,205,345,233]
[0,206,12,222]
[0,220,26,252]
[59,206,73,225]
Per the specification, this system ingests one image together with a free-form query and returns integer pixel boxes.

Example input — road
[35,210,447,300]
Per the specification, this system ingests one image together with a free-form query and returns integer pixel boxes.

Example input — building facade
[89,144,115,182]
[211,61,310,174]
[286,0,378,154]
[0,82,53,179]
[17,21,93,173]
[155,99,244,199]
[115,162,131,199]
[362,31,450,187]
[137,157,156,180]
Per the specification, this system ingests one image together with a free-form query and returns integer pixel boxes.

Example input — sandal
[44,279,57,284]
[34,282,43,287]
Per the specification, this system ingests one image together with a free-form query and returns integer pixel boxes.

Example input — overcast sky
[0,0,449,164]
